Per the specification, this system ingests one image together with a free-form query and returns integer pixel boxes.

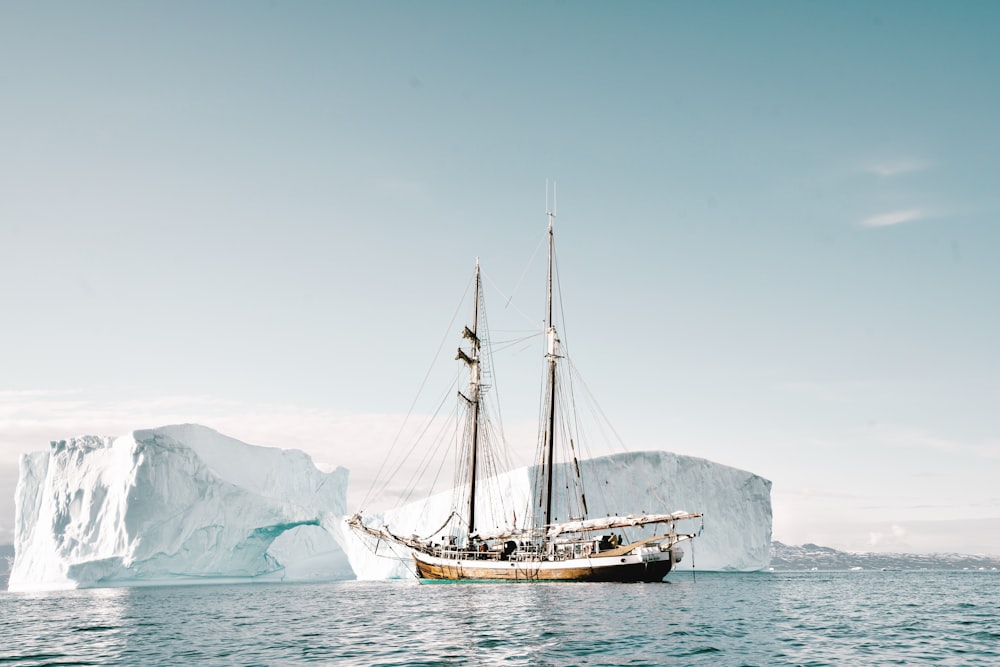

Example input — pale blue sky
[2,1,998,553]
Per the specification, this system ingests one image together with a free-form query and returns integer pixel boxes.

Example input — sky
[1,1,998,555]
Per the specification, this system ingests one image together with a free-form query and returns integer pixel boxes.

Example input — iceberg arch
[9,424,349,591]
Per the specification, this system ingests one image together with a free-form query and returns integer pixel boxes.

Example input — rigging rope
[691,535,697,582]
[484,267,540,331]
[360,275,474,509]
[376,377,457,508]
[564,354,674,512]
[416,511,460,541]
[355,223,689,551]
[489,233,547,320]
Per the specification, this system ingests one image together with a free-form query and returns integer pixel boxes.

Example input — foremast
[456,260,483,536]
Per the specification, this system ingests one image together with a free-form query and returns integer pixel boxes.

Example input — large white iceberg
[10,423,771,590]
[342,450,772,579]
[9,424,350,591]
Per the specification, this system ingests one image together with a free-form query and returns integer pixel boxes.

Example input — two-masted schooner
[347,198,702,582]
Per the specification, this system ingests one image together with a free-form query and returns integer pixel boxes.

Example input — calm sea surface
[2,571,998,666]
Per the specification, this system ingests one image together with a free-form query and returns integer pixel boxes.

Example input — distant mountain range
[0,543,12,574]
[770,541,1000,571]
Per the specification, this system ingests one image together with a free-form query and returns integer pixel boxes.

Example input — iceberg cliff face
[9,424,349,591]
[343,451,772,579]
[10,423,770,588]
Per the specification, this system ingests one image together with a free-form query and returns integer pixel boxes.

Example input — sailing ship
[347,196,702,582]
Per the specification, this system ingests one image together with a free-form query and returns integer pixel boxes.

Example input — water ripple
[1,571,998,665]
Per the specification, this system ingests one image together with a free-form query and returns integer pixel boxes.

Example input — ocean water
[1,571,998,666]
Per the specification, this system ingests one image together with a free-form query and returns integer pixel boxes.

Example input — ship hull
[412,549,675,583]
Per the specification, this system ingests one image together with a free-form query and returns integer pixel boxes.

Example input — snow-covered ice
[9,424,349,591]
[343,450,772,579]
[10,423,771,590]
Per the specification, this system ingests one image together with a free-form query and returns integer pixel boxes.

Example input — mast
[458,260,483,536]
[543,185,558,529]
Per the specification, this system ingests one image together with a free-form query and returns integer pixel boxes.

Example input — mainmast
[457,260,483,536]
[543,185,558,530]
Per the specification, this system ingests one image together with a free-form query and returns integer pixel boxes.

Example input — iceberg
[9,422,770,589]
[342,450,772,579]
[9,424,349,591]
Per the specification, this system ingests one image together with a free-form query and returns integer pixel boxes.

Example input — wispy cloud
[869,523,910,548]
[863,158,931,177]
[860,208,925,227]
[0,389,537,513]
